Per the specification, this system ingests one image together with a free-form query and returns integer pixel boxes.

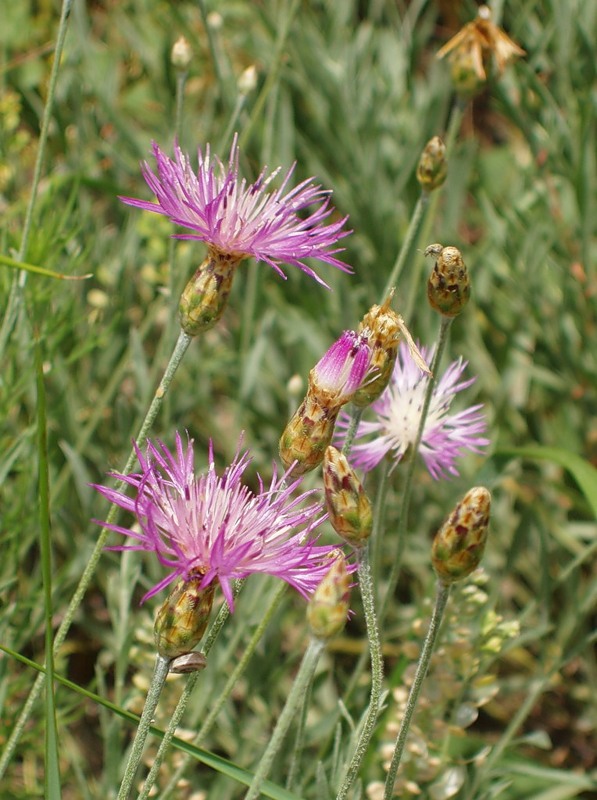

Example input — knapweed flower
[280,330,372,476]
[120,138,351,333]
[120,137,351,287]
[93,433,337,611]
[335,342,489,478]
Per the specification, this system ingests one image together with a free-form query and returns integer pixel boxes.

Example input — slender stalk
[0,0,74,358]
[117,655,171,800]
[144,581,286,800]
[382,191,430,301]
[341,407,364,457]
[244,637,325,800]
[383,581,451,799]
[34,336,60,793]
[0,330,193,780]
[335,546,384,800]
[381,317,453,619]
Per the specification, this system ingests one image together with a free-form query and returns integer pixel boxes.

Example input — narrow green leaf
[34,335,62,799]
[496,445,597,519]
[0,252,91,280]
[0,645,303,800]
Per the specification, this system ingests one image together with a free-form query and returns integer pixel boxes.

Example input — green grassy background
[1,0,596,797]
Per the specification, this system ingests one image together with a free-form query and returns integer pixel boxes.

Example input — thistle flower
[93,433,336,611]
[120,137,351,287]
[280,330,372,476]
[437,5,525,92]
[335,342,489,478]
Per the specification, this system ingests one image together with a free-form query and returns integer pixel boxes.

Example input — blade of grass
[0,253,92,280]
[34,332,61,799]
[497,445,597,518]
[0,645,303,800]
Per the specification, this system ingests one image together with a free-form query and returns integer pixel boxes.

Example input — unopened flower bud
[154,572,215,659]
[279,394,338,477]
[238,65,258,95]
[416,136,447,192]
[425,244,470,317]
[432,487,491,584]
[179,248,243,335]
[307,553,351,640]
[323,446,372,547]
[171,36,193,71]
[309,330,372,410]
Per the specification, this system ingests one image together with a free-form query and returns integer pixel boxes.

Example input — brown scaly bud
[431,487,491,584]
[323,446,372,548]
[279,393,339,477]
[416,136,448,192]
[178,247,243,335]
[353,291,431,408]
[425,243,470,317]
[307,552,351,640]
[154,571,215,659]
[437,5,525,96]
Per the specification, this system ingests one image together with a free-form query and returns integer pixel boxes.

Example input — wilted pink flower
[119,137,351,287]
[335,342,489,478]
[93,433,336,610]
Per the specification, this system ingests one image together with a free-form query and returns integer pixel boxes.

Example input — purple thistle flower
[119,137,352,287]
[335,342,489,479]
[310,330,373,407]
[93,433,337,610]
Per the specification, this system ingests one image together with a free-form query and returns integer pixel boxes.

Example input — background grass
[1,0,596,798]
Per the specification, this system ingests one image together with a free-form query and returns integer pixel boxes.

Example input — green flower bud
[323,446,372,548]
[425,244,470,317]
[432,487,491,584]
[179,248,242,335]
[154,571,215,659]
[279,393,338,477]
[307,553,351,640]
[416,136,448,192]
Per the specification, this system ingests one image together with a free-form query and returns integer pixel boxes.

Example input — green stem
[382,317,453,619]
[244,637,325,800]
[117,655,171,800]
[341,406,364,456]
[382,190,429,301]
[0,0,73,358]
[383,581,451,799]
[0,330,193,780]
[335,546,384,800]
[144,582,286,800]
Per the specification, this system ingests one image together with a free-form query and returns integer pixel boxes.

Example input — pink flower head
[335,342,489,478]
[93,433,338,610]
[119,137,352,287]
[310,330,372,407]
